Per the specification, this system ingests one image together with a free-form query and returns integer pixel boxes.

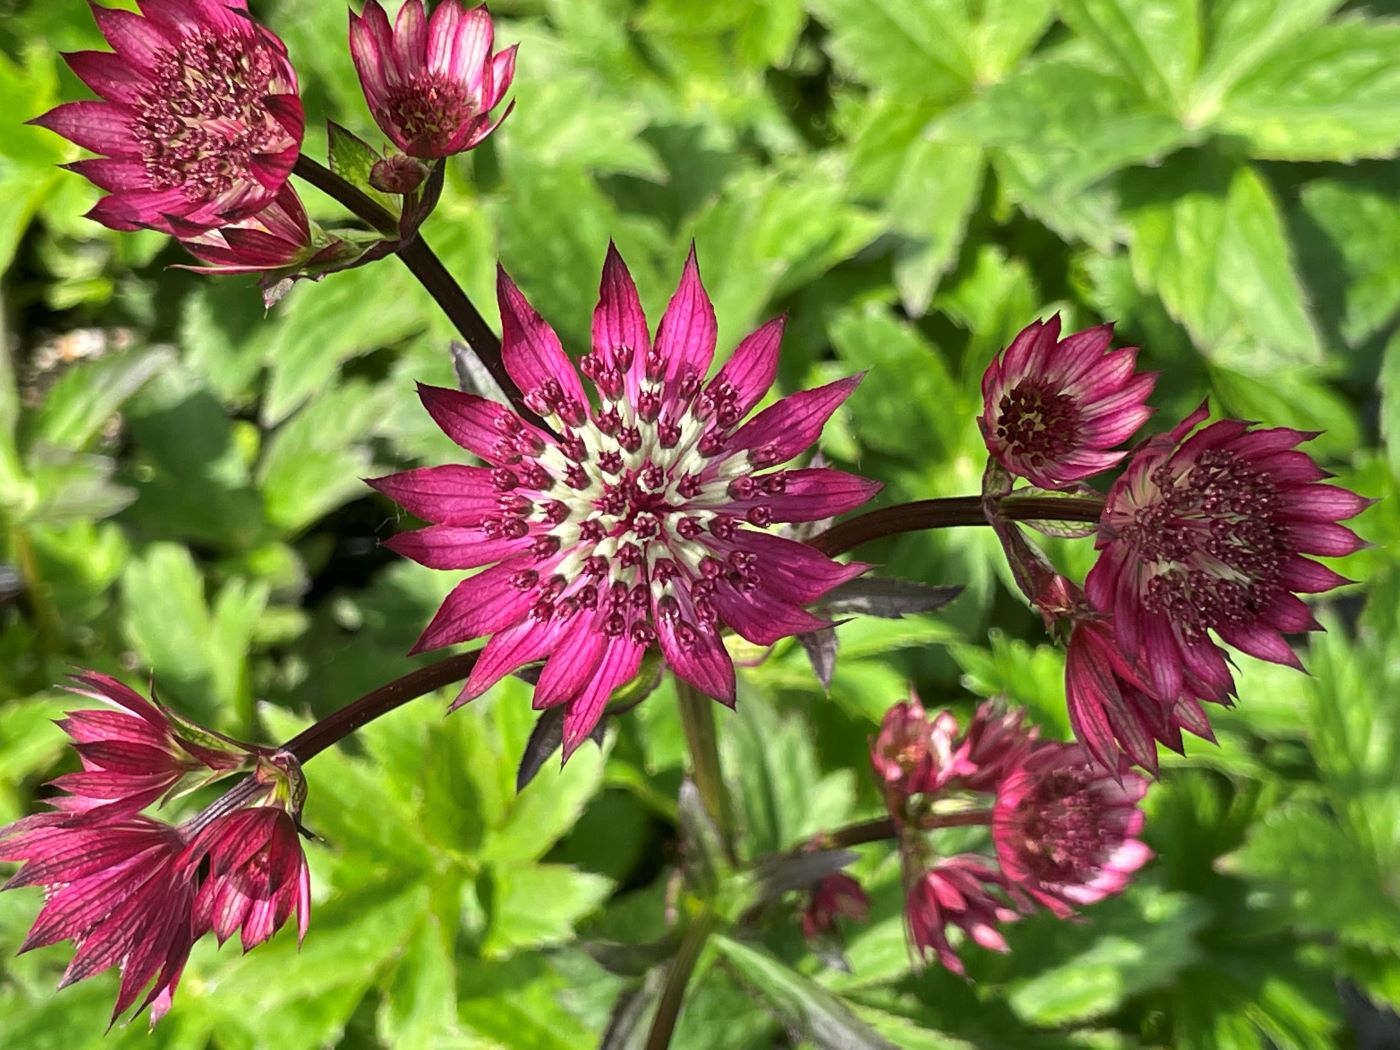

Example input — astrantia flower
[50,671,247,820]
[979,315,1155,490]
[0,676,313,1025]
[373,245,877,754]
[871,696,1034,804]
[904,856,1019,976]
[0,816,194,1025]
[992,742,1151,918]
[1087,403,1370,704]
[1065,615,1218,773]
[801,871,869,942]
[350,0,517,159]
[34,0,303,235]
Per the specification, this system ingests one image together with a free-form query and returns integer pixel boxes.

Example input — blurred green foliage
[1,0,1399,1047]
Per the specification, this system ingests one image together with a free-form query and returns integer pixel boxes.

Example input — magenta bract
[373,245,878,754]
[871,696,1035,803]
[350,0,517,159]
[904,855,1019,977]
[175,183,317,275]
[800,871,869,942]
[992,742,1151,918]
[33,0,304,235]
[189,808,311,953]
[1086,403,1369,704]
[979,315,1156,490]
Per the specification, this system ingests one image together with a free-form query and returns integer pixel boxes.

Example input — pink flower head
[350,0,517,159]
[175,183,319,275]
[189,807,311,953]
[992,742,1151,918]
[979,315,1156,490]
[49,671,247,820]
[373,245,877,755]
[904,855,1019,976]
[0,680,313,1026]
[1066,616,1218,774]
[1087,403,1370,705]
[800,871,869,942]
[33,0,303,235]
[871,697,1035,804]
[0,816,195,1026]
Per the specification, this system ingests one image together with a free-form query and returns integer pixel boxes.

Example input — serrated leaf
[1216,18,1400,161]
[327,120,398,214]
[1123,153,1322,369]
[1059,0,1201,115]
[714,935,897,1050]
[28,346,173,452]
[888,139,983,315]
[483,864,612,955]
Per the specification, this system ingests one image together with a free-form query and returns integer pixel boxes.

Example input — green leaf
[1216,18,1400,161]
[483,864,613,955]
[1384,329,1400,481]
[887,140,983,316]
[1059,0,1201,115]
[27,347,173,452]
[0,47,66,272]
[1123,153,1322,369]
[1207,365,1361,462]
[714,935,897,1050]
[327,121,398,214]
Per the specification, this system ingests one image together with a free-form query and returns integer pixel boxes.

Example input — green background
[0,0,1398,1046]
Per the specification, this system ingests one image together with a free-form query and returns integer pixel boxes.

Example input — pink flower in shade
[979,315,1156,490]
[801,872,869,942]
[32,0,303,235]
[188,808,311,954]
[992,742,1151,918]
[904,856,1020,977]
[350,0,517,159]
[175,184,320,275]
[372,245,878,755]
[871,696,1035,805]
[1086,403,1370,707]
[0,816,195,1026]
[49,671,246,820]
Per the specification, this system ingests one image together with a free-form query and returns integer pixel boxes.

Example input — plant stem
[806,492,1105,557]
[821,816,898,849]
[291,155,533,422]
[675,678,735,862]
[284,650,480,763]
[645,911,715,1050]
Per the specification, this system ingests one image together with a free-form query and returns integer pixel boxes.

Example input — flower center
[1120,449,1284,637]
[994,381,1081,466]
[1012,769,1109,884]
[480,346,787,650]
[383,74,477,150]
[134,29,292,203]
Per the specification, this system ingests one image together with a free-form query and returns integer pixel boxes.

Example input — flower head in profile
[904,856,1020,977]
[33,0,303,235]
[992,742,1151,917]
[350,0,517,159]
[373,244,877,755]
[979,315,1155,490]
[47,671,247,820]
[0,674,312,1026]
[1087,403,1369,705]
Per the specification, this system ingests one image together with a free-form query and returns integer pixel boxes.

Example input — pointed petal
[654,245,717,390]
[497,266,588,413]
[730,374,863,465]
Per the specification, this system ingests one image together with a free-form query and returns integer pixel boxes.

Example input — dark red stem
[285,651,480,763]
[807,493,1105,556]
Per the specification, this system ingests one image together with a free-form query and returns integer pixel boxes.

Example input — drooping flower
[992,742,1151,917]
[33,0,304,235]
[979,315,1156,490]
[0,816,195,1026]
[349,0,517,159]
[0,676,313,1025]
[48,671,247,820]
[1065,615,1218,773]
[373,245,878,754]
[801,871,869,942]
[1086,403,1369,705]
[904,855,1020,976]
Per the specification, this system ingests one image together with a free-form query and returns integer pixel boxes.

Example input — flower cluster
[372,244,877,754]
[0,674,311,1025]
[869,698,1151,975]
[978,319,1367,774]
